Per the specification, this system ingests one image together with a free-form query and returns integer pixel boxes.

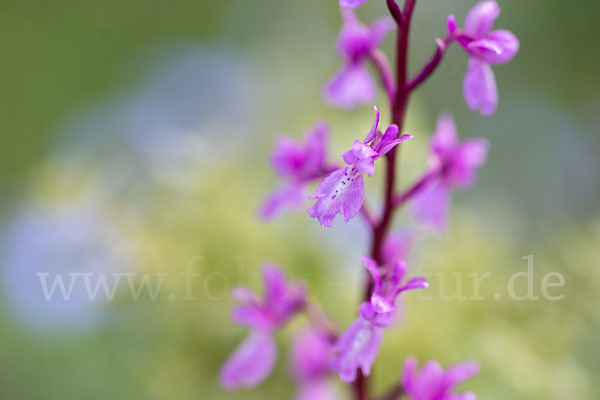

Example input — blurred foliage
[0,1,599,400]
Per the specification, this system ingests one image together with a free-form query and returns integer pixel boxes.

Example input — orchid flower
[324,10,394,108]
[411,114,488,231]
[448,1,519,115]
[402,357,480,400]
[330,257,428,382]
[308,107,412,227]
[291,327,340,400]
[260,123,334,220]
[220,265,305,390]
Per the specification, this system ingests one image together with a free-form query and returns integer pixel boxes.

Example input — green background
[0,1,599,399]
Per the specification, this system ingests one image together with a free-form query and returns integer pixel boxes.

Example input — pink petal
[447,138,489,188]
[302,122,330,175]
[377,132,413,158]
[413,360,446,398]
[262,264,287,304]
[431,114,458,160]
[361,256,382,291]
[402,356,419,390]
[444,361,480,388]
[296,380,340,400]
[231,305,273,331]
[463,58,498,116]
[270,136,306,179]
[468,30,519,64]
[369,16,395,47]
[400,277,429,292]
[330,318,383,382]
[291,327,332,381]
[464,1,500,38]
[447,14,458,33]
[259,184,306,221]
[324,64,376,109]
[411,180,451,232]
[364,105,380,143]
[220,331,277,390]
[308,167,365,227]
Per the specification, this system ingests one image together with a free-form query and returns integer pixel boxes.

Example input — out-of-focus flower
[291,327,339,400]
[220,265,305,390]
[330,317,383,382]
[324,10,394,108]
[330,256,427,382]
[411,114,488,231]
[402,357,480,400]
[448,1,519,115]
[308,107,412,227]
[358,257,428,328]
[260,123,335,220]
[219,330,277,391]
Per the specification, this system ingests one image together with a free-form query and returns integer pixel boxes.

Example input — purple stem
[369,49,396,104]
[392,168,438,207]
[407,34,455,91]
[360,202,379,229]
[354,1,417,399]
[386,0,403,25]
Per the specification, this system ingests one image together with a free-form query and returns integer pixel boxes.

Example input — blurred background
[0,0,599,399]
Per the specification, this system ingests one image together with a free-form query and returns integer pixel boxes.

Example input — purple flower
[330,257,428,382]
[411,114,488,231]
[308,107,412,227]
[291,327,340,400]
[291,327,332,381]
[260,123,333,220]
[220,265,305,390]
[402,357,480,400]
[324,10,394,108]
[330,317,383,382]
[358,257,429,328]
[448,1,519,115]
[220,331,277,391]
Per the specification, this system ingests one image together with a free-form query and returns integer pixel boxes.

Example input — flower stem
[354,1,418,399]
[392,168,438,207]
[407,34,454,91]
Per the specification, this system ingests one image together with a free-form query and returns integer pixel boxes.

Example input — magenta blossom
[330,257,428,382]
[330,317,383,382]
[308,107,412,227]
[411,114,488,231]
[359,257,429,328]
[339,0,367,9]
[220,265,305,390]
[402,357,480,400]
[448,1,519,115]
[324,10,394,108]
[260,123,334,220]
[291,327,339,400]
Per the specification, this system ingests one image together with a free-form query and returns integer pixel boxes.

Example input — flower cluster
[221,1,518,399]
[331,256,428,382]
[220,265,305,390]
